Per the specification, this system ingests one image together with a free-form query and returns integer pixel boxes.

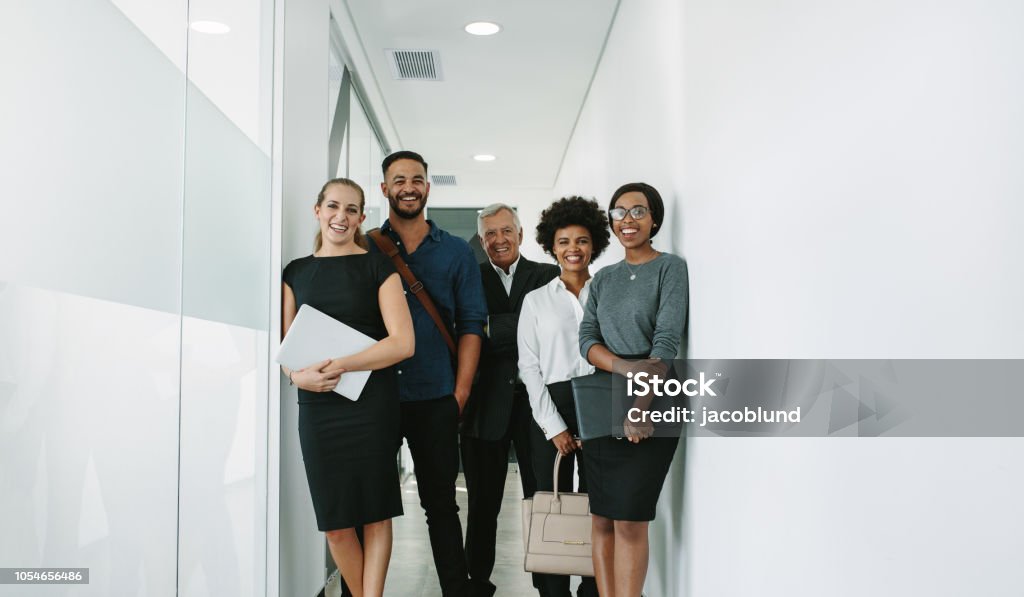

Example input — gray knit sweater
[578,253,688,361]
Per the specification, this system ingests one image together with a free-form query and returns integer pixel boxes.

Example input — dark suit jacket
[463,257,559,440]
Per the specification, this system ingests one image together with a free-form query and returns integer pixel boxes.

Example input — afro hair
[535,196,611,261]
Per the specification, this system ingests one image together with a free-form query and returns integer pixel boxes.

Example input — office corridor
[7,1,1024,596]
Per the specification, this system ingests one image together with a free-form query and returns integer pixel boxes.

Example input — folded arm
[322,273,415,374]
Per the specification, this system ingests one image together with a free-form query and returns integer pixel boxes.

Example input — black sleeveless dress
[283,253,403,530]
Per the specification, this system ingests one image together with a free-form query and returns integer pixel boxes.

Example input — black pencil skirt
[298,368,403,531]
[581,433,680,521]
[580,354,682,521]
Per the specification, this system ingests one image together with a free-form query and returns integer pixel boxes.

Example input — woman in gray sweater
[578,182,688,597]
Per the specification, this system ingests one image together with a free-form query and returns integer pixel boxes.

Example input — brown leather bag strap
[367,228,458,356]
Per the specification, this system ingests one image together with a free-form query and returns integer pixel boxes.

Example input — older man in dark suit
[461,203,559,597]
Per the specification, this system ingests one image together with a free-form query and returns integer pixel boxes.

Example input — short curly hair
[535,196,611,261]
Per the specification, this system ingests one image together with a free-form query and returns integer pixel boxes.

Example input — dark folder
[571,365,684,440]
[571,371,628,440]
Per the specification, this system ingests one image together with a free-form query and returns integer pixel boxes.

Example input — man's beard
[388,191,427,220]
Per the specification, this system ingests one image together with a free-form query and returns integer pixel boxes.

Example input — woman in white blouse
[517,196,610,597]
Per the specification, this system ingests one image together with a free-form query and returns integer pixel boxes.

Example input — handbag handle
[551,451,564,503]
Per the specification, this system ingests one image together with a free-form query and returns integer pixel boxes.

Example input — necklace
[624,252,659,280]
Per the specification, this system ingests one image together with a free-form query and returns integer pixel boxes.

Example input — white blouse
[517,276,595,439]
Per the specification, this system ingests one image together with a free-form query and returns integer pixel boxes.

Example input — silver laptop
[275,304,375,401]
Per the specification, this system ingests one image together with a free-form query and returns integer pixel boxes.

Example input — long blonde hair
[314,178,368,251]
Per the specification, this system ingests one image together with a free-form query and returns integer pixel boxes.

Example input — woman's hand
[551,430,579,456]
[622,417,654,443]
[291,359,345,393]
[320,357,349,378]
[613,358,669,386]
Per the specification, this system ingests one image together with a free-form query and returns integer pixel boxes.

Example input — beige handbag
[521,452,595,576]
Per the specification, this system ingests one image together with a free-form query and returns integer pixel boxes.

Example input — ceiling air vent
[386,49,443,81]
[431,174,457,186]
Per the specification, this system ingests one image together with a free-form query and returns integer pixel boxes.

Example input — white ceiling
[343,0,620,190]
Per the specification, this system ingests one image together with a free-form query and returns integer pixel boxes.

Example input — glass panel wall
[178,0,274,595]
[328,29,387,230]
[347,92,375,218]
[368,128,386,230]
[0,1,276,595]
[0,1,188,595]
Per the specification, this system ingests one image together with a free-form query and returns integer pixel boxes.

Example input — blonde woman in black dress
[281,178,414,597]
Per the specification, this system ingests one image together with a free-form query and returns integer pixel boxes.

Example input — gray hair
[477,203,521,238]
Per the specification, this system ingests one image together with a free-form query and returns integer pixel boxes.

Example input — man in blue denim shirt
[369,150,486,597]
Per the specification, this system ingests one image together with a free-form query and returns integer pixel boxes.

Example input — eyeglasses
[608,206,649,221]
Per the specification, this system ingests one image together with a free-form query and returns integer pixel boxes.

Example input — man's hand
[453,334,482,419]
[550,431,578,456]
[454,386,470,417]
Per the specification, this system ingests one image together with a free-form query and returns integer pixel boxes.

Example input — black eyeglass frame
[608,205,650,221]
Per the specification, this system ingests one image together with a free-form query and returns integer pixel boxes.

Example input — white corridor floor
[326,469,569,597]
[389,470,537,597]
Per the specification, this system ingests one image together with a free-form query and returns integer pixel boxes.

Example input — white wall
[278,0,332,594]
[554,0,1024,595]
[274,1,415,594]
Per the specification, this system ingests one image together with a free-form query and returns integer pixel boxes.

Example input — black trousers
[404,395,470,597]
[529,382,599,597]
[461,391,538,597]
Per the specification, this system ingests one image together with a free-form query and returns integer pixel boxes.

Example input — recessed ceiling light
[464,22,501,36]
[190,21,231,34]
[473,154,497,162]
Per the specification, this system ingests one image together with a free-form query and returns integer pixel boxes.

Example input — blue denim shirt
[369,219,487,402]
